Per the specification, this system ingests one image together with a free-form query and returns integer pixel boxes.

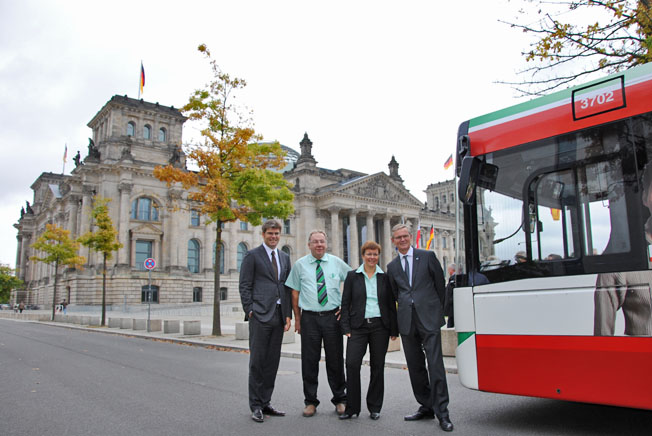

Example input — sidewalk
[0,307,458,373]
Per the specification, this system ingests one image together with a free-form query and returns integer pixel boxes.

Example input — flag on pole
[63,144,68,163]
[416,227,421,248]
[443,154,453,170]
[426,225,435,249]
[138,61,145,98]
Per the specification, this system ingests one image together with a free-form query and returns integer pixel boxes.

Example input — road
[1,319,650,436]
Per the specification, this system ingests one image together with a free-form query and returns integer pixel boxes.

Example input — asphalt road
[1,319,650,436]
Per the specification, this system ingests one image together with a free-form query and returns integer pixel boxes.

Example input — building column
[80,185,95,265]
[117,182,132,267]
[383,216,392,269]
[328,207,341,258]
[365,213,374,243]
[349,210,359,268]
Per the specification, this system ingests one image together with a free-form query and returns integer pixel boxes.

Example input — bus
[454,61,652,410]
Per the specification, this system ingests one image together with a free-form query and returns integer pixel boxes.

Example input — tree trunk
[101,253,107,326]
[51,260,59,321]
[212,222,222,336]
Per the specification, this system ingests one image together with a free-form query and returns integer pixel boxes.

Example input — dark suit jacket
[239,244,292,323]
[340,270,398,337]
[387,248,446,335]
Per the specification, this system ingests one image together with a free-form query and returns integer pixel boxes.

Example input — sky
[0,0,537,268]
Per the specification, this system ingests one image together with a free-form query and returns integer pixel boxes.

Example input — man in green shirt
[286,230,351,417]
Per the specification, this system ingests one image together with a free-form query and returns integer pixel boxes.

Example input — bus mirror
[458,157,499,205]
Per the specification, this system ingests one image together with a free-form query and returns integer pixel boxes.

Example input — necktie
[316,259,328,306]
[271,250,278,280]
[403,255,411,286]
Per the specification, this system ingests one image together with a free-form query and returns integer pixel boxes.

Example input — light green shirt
[355,264,383,318]
[285,253,351,311]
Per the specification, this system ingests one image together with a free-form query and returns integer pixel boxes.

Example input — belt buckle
[366,318,372,324]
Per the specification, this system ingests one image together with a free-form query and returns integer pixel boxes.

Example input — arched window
[213,242,225,274]
[281,245,292,262]
[143,125,151,139]
[237,242,248,271]
[141,285,159,303]
[158,128,167,142]
[131,197,159,221]
[127,122,135,136]
[188,239,200,273]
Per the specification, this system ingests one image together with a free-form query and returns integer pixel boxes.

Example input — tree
[31,224,85,320]
[154,44,294,336]
[503,0,652,95]
[78,198,123,327]
[0,264,22,304]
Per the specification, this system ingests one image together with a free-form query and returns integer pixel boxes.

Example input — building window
[450,193,454,202]
[240,221,248,231]
[237,242,248,271]
[435,197,440,210]
[220,287,228,301]
[127,121,135,136]
[193,287,202,302]
[143,125,151,139]
[158,128,166,142]
[284,219,291,234]
[190,210,200,226]
[135,240,152,270]
[213,242,225,274]
[131,197,159,221]
[442,195,447,204]
[281,245,291,262]
[188,239,200,273]
[141,285,159,303]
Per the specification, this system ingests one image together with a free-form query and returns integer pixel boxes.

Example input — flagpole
[62,143,67,175]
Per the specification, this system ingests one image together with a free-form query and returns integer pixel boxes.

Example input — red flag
[426,226,435,249]
[416,228,421,248]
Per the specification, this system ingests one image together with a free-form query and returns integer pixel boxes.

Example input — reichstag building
[13,95,474,308]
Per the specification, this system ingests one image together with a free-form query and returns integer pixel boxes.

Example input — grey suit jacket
[239,244,292,323]
[387,248,446,335]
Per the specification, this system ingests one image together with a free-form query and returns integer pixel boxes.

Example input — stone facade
[13,96,463,308]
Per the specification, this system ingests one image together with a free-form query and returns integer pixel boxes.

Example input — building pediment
[130,222,163,237]
[326,173,423,207]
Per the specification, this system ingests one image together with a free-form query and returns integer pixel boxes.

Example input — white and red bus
[454,61,652,410]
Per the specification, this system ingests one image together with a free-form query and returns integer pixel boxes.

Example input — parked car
[0,304,10,310]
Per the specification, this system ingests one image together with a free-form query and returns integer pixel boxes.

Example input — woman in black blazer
[339,241,398,420]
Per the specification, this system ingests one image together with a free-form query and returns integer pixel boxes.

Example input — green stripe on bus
[468,62,652,130]
[457,331,474,345]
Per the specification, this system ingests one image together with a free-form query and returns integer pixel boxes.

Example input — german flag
[139,62,145,97]
[443,154,453,170]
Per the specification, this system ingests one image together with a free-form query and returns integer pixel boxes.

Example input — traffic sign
[144,258,156,270]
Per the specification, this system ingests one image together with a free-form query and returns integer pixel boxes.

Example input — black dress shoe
[251,409,264,422]
[370,412,381,420]
[404,410,435,421]
[439,416,454,432]
[338,412,359,420]
[262,405,286,416]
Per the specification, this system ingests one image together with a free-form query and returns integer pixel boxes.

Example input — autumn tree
[154,44,294,336]
[503,0,652,95]
[31,224,85,320]
[78,198,123,327]
[0,264,23,304]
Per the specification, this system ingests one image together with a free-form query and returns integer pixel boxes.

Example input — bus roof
[466,62,652,156]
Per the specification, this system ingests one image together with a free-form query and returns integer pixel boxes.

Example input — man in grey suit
[386,224,453,432]
[239,220,293,423]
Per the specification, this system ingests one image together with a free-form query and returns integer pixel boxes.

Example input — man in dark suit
[239,220,293,423]
[386,224,453,432]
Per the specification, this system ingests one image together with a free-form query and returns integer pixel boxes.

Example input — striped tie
[316,259,328,306]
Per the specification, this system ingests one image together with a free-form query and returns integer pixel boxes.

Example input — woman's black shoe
[338,412,359,420]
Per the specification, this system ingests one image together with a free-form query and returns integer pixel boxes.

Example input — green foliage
[78,197,123,261]
[153,44,295,335]
[0,264,22,303]
[31,224,85,269]
[503,0,652,95]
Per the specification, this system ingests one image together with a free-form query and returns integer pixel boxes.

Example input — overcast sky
[0,0,536,268]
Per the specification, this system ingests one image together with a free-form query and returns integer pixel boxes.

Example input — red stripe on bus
[469,81,652,156]
[476,334,652,410]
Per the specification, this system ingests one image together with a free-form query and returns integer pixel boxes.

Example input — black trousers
[300,309,346,406]
[248,305,283,411]
[401,307,450,419]
[345,318,390,415]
